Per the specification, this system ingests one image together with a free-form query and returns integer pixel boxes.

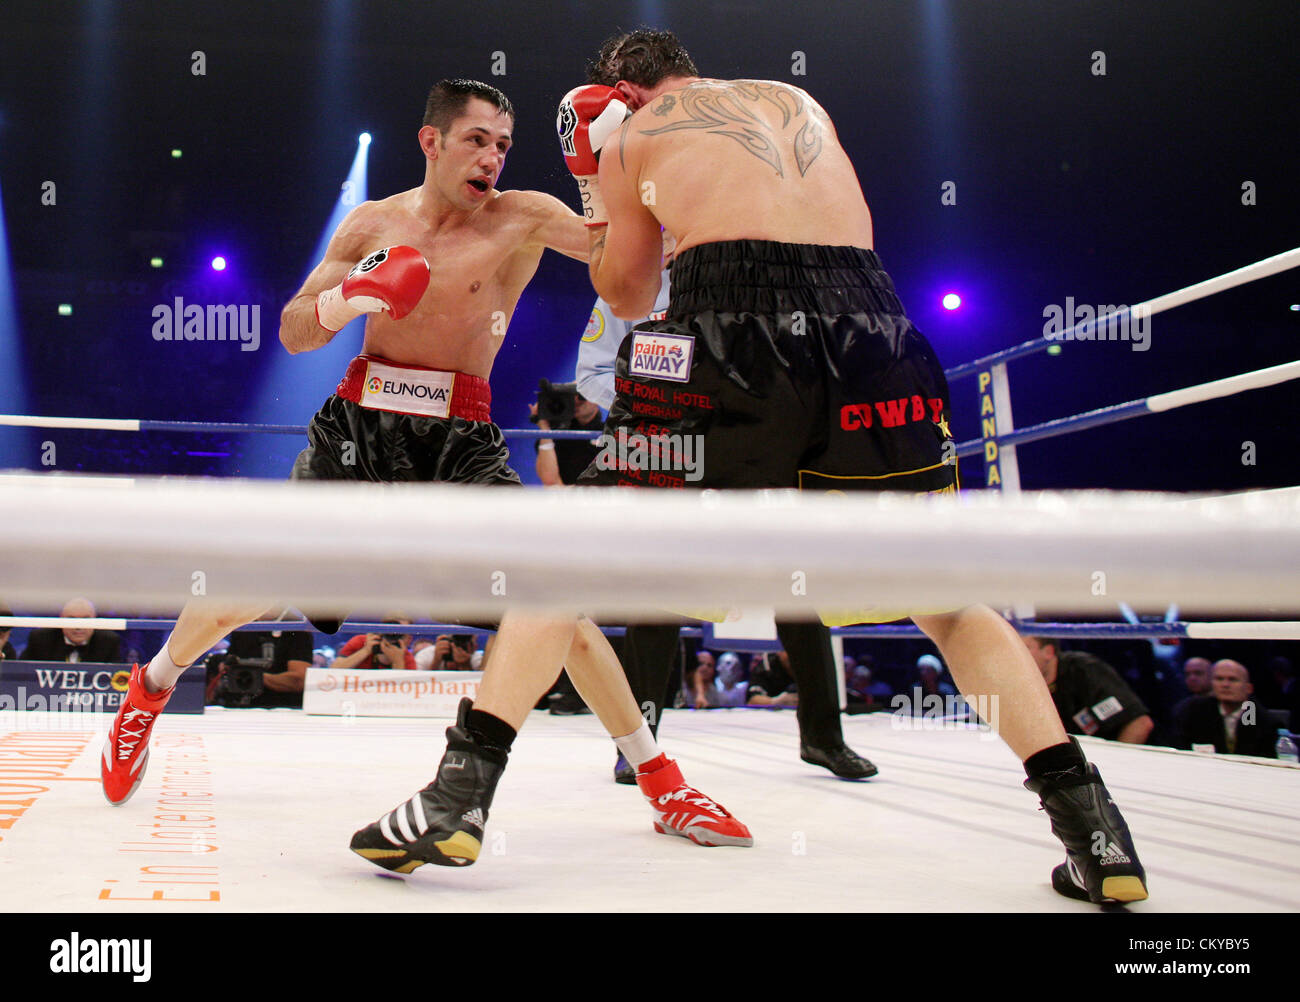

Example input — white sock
[613,722,661,769]
[143,642,190,694]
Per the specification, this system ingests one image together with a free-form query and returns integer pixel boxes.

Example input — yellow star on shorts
[938,417,952,439]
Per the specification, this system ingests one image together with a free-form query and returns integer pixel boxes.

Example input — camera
[532,379,578,430]
[215,655,272,708]
[380,633,405,647]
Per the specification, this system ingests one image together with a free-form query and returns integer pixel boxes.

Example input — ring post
[977,362,1035,619]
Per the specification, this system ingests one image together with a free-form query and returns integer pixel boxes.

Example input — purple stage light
[942,293,961,310]
[211,256,227,272]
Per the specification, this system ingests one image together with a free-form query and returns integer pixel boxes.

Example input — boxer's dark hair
[423,79,514,134]
[587,29,698,88]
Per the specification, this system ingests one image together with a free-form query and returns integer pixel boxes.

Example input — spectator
[1181,656,1214,697]
[846,653,894,707]
[682,650,748,709]
[0,603,16,661]
[688,651,719,708]
[312,648,335,668]
[1174,660,1276,758]
[21,598,123,663]
[713,652,749,707]
[331,618,416,670]
[416,634,477,671]
[1169,656,1213,733]
[916,653,958,698]
[1023,636,1154,744]
[686,647,717,706]
[748,650,799,709]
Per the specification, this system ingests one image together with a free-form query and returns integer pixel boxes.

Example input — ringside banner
[0,661,205,715]
[303,669,481,718]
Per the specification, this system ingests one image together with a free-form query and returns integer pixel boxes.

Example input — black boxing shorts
[578,240,957,493]
[291,354,521,485]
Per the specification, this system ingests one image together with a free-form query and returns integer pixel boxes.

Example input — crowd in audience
[678,634,1298,761]
[1,595,1296,761]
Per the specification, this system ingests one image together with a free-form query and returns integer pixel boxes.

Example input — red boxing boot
[101,664,173,805]
[636,754,753,847]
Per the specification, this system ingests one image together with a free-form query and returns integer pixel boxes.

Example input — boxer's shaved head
[587,29,698,88]
[423,79,514,135]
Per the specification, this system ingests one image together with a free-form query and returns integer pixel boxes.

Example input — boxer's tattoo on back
[793,118,823,177]
[637,81,826,177]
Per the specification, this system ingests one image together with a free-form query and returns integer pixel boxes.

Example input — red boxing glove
[557,85,630,225]
[315,245,431,332]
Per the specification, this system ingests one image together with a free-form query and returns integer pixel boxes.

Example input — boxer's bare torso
[614,78,873,254]
[280,98,587,378]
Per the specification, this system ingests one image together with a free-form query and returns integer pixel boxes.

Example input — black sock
[1024,740,1087,782]
[466,708,517,752]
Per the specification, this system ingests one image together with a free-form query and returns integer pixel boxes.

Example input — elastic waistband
[668,240,906,317]
[335,355,492,422]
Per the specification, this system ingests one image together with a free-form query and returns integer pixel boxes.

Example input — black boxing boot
[1023,738,1148,904]
[350,698,509,872]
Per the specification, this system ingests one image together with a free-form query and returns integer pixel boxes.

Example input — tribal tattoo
[637,81,825,177]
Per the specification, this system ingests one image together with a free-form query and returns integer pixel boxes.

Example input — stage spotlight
[211,256,227,272]
[150,256,164,268]
[1047,344,1063,356]
[359,132,371,146]
[171,148,183,159]
[942,293,961,310]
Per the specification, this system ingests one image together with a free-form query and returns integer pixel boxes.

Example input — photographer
[207,610,313,708]
[529,379,604,487]
[415,633,478,671]
[331,618,416,670]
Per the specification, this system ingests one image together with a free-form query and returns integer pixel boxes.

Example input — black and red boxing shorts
[578,240,958,493]
[291,354,521,485]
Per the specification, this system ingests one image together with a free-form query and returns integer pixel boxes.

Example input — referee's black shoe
[800,742,879,779]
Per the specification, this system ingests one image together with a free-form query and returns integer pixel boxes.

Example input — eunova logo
[370,380,450,401]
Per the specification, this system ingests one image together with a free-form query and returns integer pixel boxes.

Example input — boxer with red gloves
[556,84,630,227]
[553,29,1149,907]
[313,245,431,332]
[106,78,752,873]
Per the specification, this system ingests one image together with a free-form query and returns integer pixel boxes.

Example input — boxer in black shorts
[291,355,520,486]
[107,78,752,872]
[585,240,956,493]
[557,30,1148,904]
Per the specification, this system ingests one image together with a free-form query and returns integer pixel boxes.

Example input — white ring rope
[1146,359,1300,413]
[1,479,1298,615]
[4,616,1300,641]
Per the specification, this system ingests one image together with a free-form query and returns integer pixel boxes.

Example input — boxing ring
[1,246,1298,913]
